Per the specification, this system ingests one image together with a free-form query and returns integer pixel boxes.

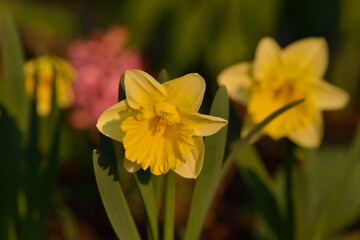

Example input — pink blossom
[67,26,144,130]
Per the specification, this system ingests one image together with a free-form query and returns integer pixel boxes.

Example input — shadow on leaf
[136,169,152,184]
[96,150,119,182]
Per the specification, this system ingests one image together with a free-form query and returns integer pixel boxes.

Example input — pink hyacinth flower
[67,26,144,130]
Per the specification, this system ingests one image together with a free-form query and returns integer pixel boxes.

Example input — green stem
[221,99,304,179]
[163,172,175,240]
[284,140,294,240]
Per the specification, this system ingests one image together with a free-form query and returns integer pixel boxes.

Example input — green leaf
[310,122,360,239]
[93,149,141,240]
[0,107,22,240]
[236,144,281,238]
[153,175,164,209]
[0,11,28,134]
[134,170,159,240]
[314,124,360,238]
[278,123,360,240]
[35,113,61,240]
[163,172,175,240]
[184,86,229,240]
[292,159,310,240]
[112,139,160,240]
[327,155,360,233]
[291,147,347,240]
[236,145,273,187]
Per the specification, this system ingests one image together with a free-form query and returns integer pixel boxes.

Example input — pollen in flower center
[156,116,167,135]
[152,102,180,136]
[134,102,181,137]
[248,65,317,139]
[263,66,309,104]
[153,102,180,125]
[273,81,297,102]
[120,100,195,175]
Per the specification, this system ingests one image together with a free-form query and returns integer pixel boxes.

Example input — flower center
[273,81,298,102]
[153,102,180,125]
[153,102,180,136]
[120,101,195,175]
[248,65,316,139]
[135,102,181,137]
[156,116,167,135]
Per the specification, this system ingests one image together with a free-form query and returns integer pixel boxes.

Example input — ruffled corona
[97,70,227,178]
[121,103,195,175]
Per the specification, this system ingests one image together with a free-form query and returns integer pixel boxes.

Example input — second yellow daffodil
[24,56,75,117]
[97,70,227,178]
[218,37,349,148]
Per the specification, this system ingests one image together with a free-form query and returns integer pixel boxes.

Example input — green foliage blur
[1,0,360,239]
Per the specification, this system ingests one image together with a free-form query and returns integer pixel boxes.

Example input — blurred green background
[0,0,359,239]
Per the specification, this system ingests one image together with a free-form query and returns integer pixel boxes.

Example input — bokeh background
[1,0,359,239]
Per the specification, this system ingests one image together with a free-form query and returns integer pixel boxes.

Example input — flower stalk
[283,140,295,240]
[163,171,175,240]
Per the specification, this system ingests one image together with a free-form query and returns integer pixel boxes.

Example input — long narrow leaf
[184,86,229,240]
[134,170,159,240]
[0,12,28,134]
[93,149,141,240]
[313,121,360,239]
[17,73,39,240]
[36,113,61,240]
[0,107,22,240]
[236,145,281,237]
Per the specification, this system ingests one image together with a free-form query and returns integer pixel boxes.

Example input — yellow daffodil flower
[97,70,227,178]
[218,37,349,148]
[24,56,75,117]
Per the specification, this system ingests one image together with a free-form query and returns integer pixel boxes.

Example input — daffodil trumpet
[97,70,227,178]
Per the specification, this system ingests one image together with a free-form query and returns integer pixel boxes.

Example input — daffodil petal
[282,37,328,77]
[36,83,52,117]
[314,80,350,110]
[56,78,74,108]
[253,37,281,80]
[173,136,204,179]
[288,112,323,148]
[96,100,138,142]
[217,62,252,104]
[124,70,167,109]
[163,73,205,111]
[53,56,75,82]
[179,108,228,136]
[124,157,141,173]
